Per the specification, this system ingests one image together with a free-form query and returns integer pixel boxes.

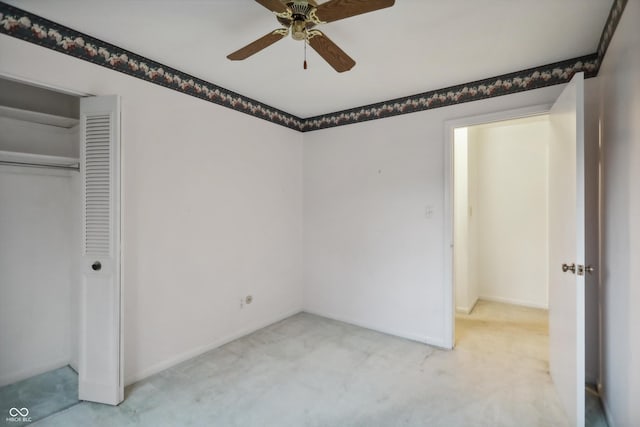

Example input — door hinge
[562,263,595,276]
[576,264,596,276]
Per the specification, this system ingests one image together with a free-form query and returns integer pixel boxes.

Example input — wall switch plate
[425,205,434,218]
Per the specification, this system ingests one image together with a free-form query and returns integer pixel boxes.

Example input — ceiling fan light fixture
[291,19,307,41]
[229,0,396,72]
[290,0,310,14]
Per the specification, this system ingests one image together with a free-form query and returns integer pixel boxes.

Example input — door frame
[442,104,552,350]
[0,71,125,400]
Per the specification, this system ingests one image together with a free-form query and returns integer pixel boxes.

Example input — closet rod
[0,160,80,171]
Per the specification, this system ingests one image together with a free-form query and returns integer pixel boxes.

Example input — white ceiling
[5,0,612,117]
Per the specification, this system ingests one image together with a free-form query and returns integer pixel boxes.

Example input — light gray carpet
[27,304,607,426]
[0,366,78,426]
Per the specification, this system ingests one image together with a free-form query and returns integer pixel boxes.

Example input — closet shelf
[0,105,79,129]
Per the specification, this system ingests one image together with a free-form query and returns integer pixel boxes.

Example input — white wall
[467,116,550,309]
[453,128,478,313]
[0,165,79,386]
[466,135,481,312]
[68,172,81,373]
[598,0,640,424]
[303,85,566,346]
[0,35,304,385]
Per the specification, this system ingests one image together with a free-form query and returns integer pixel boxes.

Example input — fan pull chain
[304,39,308,70]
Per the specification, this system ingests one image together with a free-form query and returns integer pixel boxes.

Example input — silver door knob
[562,263,576,274]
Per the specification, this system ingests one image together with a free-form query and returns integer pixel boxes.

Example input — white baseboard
[479,295,548,310]
[124,308,303,386]
[0,358,70,387]
[597,384,615,427]
[456,306,472,314]
[456,298,479,314]
[302,308,448,349]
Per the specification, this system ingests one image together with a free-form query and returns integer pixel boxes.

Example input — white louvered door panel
[79,96,123,405]
[85,114,112,255]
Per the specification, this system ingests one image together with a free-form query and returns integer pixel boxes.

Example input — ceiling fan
[227,0,395,73]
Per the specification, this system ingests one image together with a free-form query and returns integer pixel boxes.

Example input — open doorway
[0,77,82,422]
[446,95,607,425]
[453,115,550,318]
[453,115,553,394]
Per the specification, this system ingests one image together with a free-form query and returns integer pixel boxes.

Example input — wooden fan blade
[308,31,355,73]
[255,0,288,14]
[227,29,288,61]
[315,0,395,23]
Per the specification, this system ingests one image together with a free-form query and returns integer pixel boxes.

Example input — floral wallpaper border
[0,2,304,131]
[0,1,628,133]
[596,0,627,66]
[300,55,598,131]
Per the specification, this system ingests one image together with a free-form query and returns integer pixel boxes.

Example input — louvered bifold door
[79,95,123,405]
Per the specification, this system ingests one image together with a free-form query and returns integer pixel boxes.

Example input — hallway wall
[598,0,640,424]
[467,116,551,309]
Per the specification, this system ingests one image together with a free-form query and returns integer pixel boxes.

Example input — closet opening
[0,76,82,423]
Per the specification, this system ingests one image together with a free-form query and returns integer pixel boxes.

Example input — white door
[79,95,123,405]
[548,72,585,426]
